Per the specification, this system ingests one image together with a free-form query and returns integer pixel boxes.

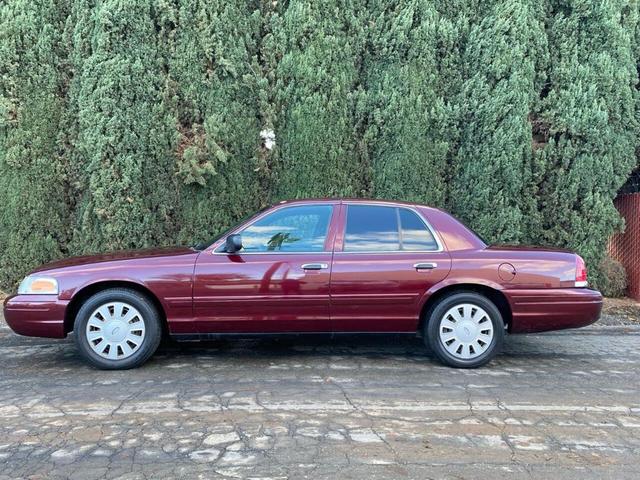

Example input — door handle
[414,262,437,270]
[301,263,329,270]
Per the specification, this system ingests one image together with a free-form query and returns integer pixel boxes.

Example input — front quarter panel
[63,252,199,333]
[6,249,200,338]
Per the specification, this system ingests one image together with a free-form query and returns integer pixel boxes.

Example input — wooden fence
[609,193,640,301]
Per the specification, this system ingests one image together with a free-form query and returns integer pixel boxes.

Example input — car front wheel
[73,288,162,369]
[425,292,505,368]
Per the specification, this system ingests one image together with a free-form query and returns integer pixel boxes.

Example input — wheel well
[64,281,168,335]
[417,284,512,335]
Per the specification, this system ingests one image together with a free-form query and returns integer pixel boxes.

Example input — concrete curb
[535,324,640,335]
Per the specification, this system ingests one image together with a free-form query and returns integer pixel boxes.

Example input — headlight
[18,276,59,295]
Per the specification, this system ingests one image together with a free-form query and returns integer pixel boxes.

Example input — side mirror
[225,234,243,254]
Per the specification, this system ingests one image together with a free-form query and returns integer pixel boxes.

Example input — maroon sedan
[3,199,602,369]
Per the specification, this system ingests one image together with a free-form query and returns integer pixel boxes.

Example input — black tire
[424,292,504,368]
[73,288,162,370]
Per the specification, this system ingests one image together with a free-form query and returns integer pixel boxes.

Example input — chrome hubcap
[439,303,494,360]
[85,302,146,360]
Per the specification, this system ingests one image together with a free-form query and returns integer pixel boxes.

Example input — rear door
[330,203,451,332]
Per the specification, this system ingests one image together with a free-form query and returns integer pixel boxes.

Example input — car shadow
[37,332,565,369]
[155,333,434,360]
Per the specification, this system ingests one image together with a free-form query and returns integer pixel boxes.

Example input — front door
[330,203,452,332]
[193,203,338,333]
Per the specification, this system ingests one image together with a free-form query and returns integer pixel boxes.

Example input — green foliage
[535,0,639,286]
[69,0,177,253]
[270,0,369,199]
[1,0,640,288]
[169,0,266,245]
[0,0,70,287]
[450,0,548,244]
[362,0,451,206]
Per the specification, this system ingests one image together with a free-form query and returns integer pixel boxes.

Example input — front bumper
[3,294,68,338]
[506,288,603,333]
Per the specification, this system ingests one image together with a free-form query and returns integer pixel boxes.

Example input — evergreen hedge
[1,0,639,289]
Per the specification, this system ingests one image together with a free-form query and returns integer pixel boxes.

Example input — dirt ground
[600,297,640,325]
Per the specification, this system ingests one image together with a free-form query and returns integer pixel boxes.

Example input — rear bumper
[506,288,603,333]
[3,294,68,338]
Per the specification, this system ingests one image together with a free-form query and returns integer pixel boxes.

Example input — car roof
[276,197,442,213]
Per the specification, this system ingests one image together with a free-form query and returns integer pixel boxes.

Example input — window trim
[212,203,336,255]
[338,204,444,254]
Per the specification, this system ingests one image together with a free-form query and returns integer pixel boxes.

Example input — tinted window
[399,208,438,251]
[240,205,333,252]
[344,205,399,251]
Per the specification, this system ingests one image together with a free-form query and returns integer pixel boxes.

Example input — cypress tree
[270,0,368,199]
[59,0,94,248]
[0,0,70,287]
[449,0,548,244]
[170,0,266,245]
[618,4,640,195]
[70,0,177,254]
[1,0,639,290]
[536,0,639,284]
[362,1,450,206]
[431,0,478,212]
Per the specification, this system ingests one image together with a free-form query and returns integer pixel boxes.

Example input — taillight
[575,255,588,287]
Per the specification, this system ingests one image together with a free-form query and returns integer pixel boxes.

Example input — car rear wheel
[73,288,162,370]
[424,292,504,368]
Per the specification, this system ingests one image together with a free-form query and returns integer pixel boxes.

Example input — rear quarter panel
[447,248,601,333]
[450,248,577,289]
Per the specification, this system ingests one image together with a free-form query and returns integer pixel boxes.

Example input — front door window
[240,205,333,252]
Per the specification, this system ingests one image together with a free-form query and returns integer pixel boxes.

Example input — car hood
[31,247,198,273]
[486,244,575,254]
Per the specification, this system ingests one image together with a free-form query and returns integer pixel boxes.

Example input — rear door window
[399,208,438,251]
[344,205,399,251]
[343,205,438,252]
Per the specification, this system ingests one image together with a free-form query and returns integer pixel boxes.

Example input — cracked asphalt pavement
[1,313,639,479]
